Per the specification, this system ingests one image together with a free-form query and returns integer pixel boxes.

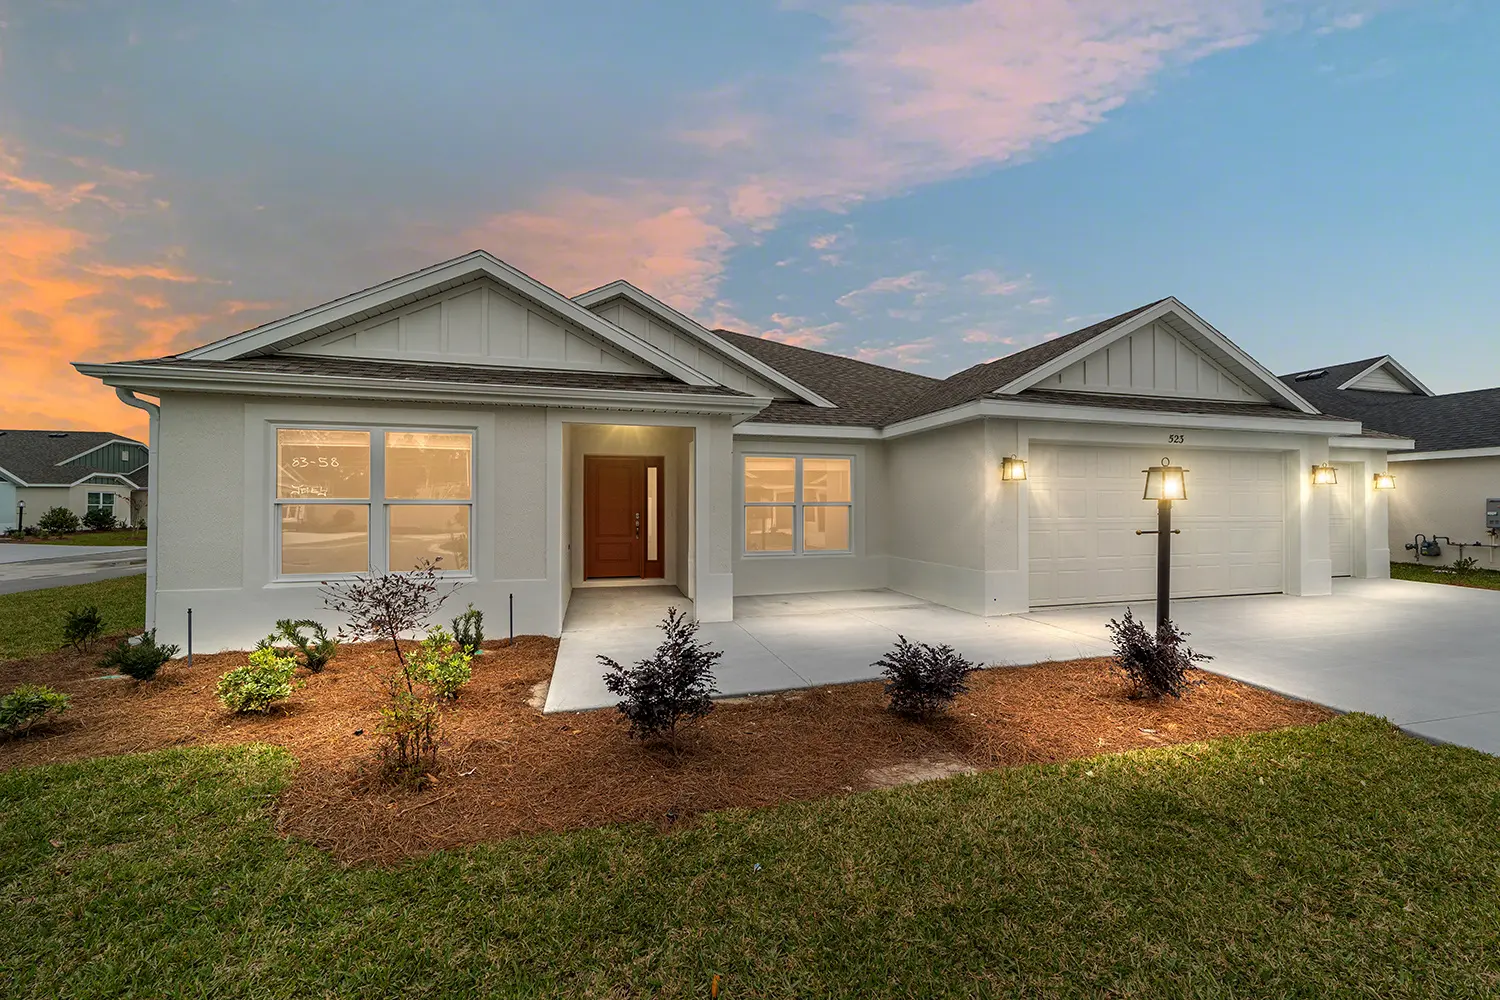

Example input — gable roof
[176,251,719,388]
[1281,360,1500,453]
[1334,356,1434,395]
[0,430,147,487]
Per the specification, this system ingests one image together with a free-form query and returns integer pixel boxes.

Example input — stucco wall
[158,392,245,591]
[886,422,989,613]
[1388,455,1500,569]
[731,436,889,595]
[14,486,72,526]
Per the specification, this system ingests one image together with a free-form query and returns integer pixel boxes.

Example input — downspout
[115,387,160,631]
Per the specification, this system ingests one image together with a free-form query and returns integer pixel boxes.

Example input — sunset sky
[2,1,1496,441]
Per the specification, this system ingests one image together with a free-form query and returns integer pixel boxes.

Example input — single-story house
[77,250,1409,651]
[1281,356,1500,569]
[0,429,150,532]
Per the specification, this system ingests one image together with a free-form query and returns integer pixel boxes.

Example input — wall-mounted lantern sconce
[1000,455,1028,481]
[1373,472,1396,491]
[1138,458,1187,633]
[1311,463,1338,486]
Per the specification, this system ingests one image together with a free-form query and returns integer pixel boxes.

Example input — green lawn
[0,575,146,660]
[2,715,1497,998]
[1391,560,1500,591]
[3,528,147,546]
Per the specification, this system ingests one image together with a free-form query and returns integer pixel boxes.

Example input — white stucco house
[77,251,1410,651]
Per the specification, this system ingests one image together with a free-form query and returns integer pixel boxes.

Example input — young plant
[1451,556,1480,575]
[876,635,977,720]
[599,607,720,748]
[217,643,298,713]
[410,627,473,700]
[37,506,81,534]
[274,618,338,672]
[97,629,180,681]
[0,684,71,737]
[62,604,106,652]
[82,506,118,531]
[451,604,485,656]
[1106,608,1211,700]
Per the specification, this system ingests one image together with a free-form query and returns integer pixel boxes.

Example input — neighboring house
[1281,356,1500,569]
[0,429,150,532]
[76,250,1406,650]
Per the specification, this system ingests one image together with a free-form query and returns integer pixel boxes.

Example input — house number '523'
[1167,434,1185,444]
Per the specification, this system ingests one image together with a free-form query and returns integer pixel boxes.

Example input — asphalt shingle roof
[1279,362,1500,453]
[0,430,146,487]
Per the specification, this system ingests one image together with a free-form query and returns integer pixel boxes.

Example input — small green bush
[0,684,71,736]
[273,618,338,672]
[82,506,118,531]
[410,627,473,700]
[451,604,484,656]
[37,507,81,534]
[217,644,297,714]
[62,605,106,652]
[98,629,180,681]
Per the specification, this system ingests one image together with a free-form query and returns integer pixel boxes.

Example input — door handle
[634,511,640,538]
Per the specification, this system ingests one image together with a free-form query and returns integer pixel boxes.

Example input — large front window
[275,427,473,577]
[743,455,852,554]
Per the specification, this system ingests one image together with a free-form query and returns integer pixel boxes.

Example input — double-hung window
[86,492,115,516]
[274,427,473,577]
[743,456,852,554]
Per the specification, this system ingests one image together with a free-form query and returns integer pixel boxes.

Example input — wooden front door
[583,456,665,579]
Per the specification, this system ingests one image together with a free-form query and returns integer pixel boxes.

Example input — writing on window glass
[290,456,341,469]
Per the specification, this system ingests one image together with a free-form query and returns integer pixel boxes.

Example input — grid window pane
[277,429,371,499]
[744,457,796,503]
[385,432,472,500]
[745,505,795,552]
[389,504,471,572]
[802,458,851,503]
[803,505,850,551]
[280,504,369,575]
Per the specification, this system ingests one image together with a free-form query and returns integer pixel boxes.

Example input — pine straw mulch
[0,636,1332,864]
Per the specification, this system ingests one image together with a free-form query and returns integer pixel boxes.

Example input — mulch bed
[0,637,1331,864]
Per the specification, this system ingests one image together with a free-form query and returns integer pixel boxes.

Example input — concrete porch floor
[543,579,1500,757]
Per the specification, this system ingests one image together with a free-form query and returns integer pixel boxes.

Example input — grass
[1391,560,1500,591]
[2,714,1498,998]
[3,527,147,546]
[0,576,145,660]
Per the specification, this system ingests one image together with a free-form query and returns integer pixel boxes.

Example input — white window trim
[271,423,477,582]
[741,453,855,557]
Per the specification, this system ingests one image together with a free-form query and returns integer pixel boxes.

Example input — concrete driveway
[546,579,1500,757]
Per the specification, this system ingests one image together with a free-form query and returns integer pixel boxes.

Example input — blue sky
[1,1,1494,436]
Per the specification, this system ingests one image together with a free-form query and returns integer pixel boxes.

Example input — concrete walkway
[545,579,1500,757]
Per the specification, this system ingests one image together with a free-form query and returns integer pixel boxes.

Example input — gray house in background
[1281,357,1500,569]
[0,430,150,532]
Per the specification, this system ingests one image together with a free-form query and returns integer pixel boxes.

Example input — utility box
[1489,499,1500,532]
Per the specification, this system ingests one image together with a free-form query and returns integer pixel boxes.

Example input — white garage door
[1029,445,1286,606]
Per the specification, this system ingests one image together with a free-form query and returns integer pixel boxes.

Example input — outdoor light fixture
[1373,472,1396,491]
[1138,459,1187,633]
[1311,463,1338,485]
[15,499,23,534]
[1000,455,1028,481]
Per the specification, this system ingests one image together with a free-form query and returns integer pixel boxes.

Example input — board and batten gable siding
[59,442,149,474]
[1034,319,1266,403]
[285,278,658,375]
[591,299,793,400]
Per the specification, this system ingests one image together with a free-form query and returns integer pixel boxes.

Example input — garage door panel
[1030,444,1285,606]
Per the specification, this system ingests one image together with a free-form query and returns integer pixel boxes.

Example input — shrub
[217,643,298,713]
[37,506,81,534]
[98,629,180,681]
[82,506,118,531]
[273,618,338,672]
[410,627,472,700]
[599,607,720,747]
[451,604,484,656]
[1451,556,1480,575]
[378,689,441,785]
[0,684,70,737]
[62,604,106,652]
[876,635,977,720]
[1106,608,1211,700]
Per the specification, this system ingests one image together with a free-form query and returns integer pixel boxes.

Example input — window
[743,455,851,554]
[86,492,115,515]
[274,427,473,578]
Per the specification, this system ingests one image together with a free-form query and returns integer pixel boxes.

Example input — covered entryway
[583,455,665,579]
[1028,444,1286,606]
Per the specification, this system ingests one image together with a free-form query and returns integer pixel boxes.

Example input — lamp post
[1138,458,1187,634]
[15,499,24,534]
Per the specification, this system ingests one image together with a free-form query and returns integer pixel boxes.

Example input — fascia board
[1387,445,1500,462]
[179,252,720,388]
[1335,356,1436,396]
[74,362,771,417]
[732,422,881,440]
[0,464,36,487]
[997,297,1321,415]
[576,282,837,408]
[67,472,139,488]
[882,397,1360,440]
[1329,435,1417,450]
